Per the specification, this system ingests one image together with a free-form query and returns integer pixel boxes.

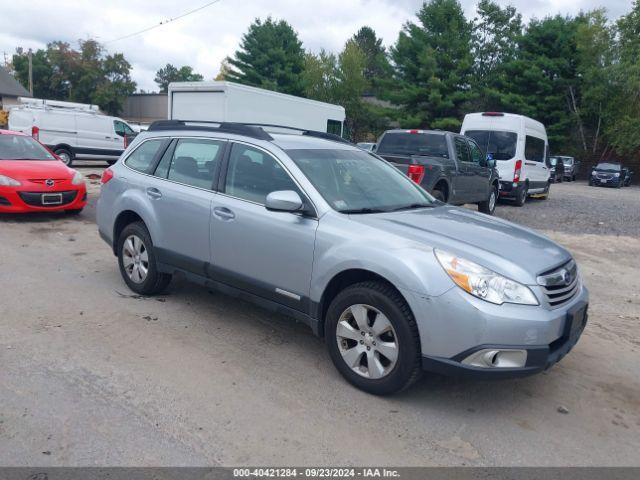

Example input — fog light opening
[462,349,527,369]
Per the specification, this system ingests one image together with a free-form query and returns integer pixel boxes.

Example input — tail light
[31,126,39,140]
[407,164,425,184]
[101,168,114,184]
[514,160,523,183]
[123,134,128,149]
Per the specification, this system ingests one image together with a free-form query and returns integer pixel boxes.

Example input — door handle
[146,187,162,199]
[213,206,235,220]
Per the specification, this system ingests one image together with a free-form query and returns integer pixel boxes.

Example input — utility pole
[28,48,33,96]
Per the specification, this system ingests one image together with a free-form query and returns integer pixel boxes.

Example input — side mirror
[265,190,304,212]
[487,157,496,168]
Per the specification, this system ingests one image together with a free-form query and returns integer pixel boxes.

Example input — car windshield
[375,132,449,158]
[549,157,558,165]
[562,157,573,165]
[0,134,56,161]
[465,130,517,161]
[595,163,621,171]
[287,148,435,213]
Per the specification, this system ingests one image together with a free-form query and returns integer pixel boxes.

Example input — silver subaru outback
[97,121,588,395]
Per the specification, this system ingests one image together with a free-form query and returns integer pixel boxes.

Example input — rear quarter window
[124,138,166,173]
[525,136,546,163]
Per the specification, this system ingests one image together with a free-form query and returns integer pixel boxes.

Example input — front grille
[29,178,67,185]
[18,191,78,207]
[537,260,580,308]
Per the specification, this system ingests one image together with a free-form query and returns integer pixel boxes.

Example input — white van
[461,112,550,206]
[8,98,136,166]
[168,81,346,136]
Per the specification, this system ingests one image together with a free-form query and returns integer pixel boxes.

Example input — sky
[0,0,634,92]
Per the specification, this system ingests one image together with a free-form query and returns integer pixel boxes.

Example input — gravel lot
[0,164,639,466]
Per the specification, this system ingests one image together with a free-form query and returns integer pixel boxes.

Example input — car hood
[349,205,572,285]
[0,160,73,180]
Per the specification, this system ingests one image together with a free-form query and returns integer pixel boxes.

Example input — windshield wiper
[389,203,435,212]
[340,207,388,214]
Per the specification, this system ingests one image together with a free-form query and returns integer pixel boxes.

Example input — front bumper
[0,185,87,213]
[591,176,621,187]
[400,282,589,379]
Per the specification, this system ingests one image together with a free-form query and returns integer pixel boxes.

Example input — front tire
[117,222,171,295]
[325,281,422,395]
[478,184,498,215]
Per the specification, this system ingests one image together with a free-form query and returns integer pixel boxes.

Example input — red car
[0,129,87,214]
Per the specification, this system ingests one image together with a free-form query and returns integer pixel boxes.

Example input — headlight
[614,173,620,178]
[434,249,538,306]
[591,171,597,176]
[0,174,21,186]
[71,170,85,185]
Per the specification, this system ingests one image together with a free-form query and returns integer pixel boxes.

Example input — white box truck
[168,81,346,136]
[8,97,136,166]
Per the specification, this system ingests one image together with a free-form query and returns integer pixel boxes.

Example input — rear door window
[465,130,517,161]
[454,137,471,163]
[467,139,484,165]
[525,136,545,163]
[124,139,166,173]
[376,132,449,158]
[163,138,225,190]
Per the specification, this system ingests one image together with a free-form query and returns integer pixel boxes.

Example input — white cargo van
[168,81,346,136]
[461,112,550,206]
[8,98,136,166]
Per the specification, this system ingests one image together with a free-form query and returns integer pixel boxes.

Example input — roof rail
[147,120,273,141]
[238,123,352,145]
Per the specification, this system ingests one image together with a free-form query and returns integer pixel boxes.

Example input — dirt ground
[0,166,639,466]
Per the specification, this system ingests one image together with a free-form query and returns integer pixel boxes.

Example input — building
[121,93,167,126]
[0,66,31,110]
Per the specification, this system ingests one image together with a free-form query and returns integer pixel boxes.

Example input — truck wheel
[325,281,422,395]
[55,148,73,167]
[514,184,528,207]
[432,188,446,203]
[478,184,498,215]
[117,222,172,295]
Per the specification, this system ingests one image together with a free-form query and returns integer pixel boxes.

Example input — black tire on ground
[117,221,172,296]
[54,148,73,167]
[432,188,446,203]
[514,183,528,207]
[478,184,498,215]
[541,181,551,200]
[572,175,576,181]
[325,281,422,395]
[65,209,83,215]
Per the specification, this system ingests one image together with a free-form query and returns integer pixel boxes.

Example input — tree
[214,59,232,81]
[389,0,474,130]
[226,17,306,95]
[302,50,338,103]
[155,63,204,92]
[12,39,135,115]
[471,0,522,108]
[604,1,640,157]
[351,26,392,91]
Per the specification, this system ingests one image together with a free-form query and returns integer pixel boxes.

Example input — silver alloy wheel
[122,235,149,284]
[489,188,497,212]
[336,304,399,379]
[57,151,71,165]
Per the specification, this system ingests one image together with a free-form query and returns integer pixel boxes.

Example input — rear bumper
[498,180,521,197]
[0,186,87,213]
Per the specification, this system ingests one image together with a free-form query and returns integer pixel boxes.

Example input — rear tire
[478,184,498,215]
[514,183,528,207]
[325,281,422,395]
[54,148,73,167]
[432,188,446,203]
[117,222,171,295]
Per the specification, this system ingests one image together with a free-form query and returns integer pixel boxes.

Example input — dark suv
[548,156,565,183]
[589,162,626,188]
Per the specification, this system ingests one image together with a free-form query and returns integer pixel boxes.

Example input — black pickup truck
[375,129,500,214]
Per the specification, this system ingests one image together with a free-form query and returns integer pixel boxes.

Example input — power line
[105,0,222,44]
